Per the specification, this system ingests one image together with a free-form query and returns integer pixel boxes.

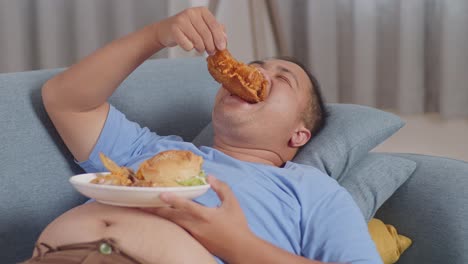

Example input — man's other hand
[155,7,227,55]
[142,176,252,259]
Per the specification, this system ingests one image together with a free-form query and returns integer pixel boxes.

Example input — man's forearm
[42,22,164,112]
[228,233,325,264]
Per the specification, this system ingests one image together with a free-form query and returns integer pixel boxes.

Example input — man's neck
[212,137,285,167]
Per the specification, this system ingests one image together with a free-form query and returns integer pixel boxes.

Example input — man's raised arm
[41,7,226,161]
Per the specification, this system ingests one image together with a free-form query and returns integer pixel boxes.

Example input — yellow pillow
[368,218,412,264]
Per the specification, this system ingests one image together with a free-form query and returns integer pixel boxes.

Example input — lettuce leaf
[176,170,208,186]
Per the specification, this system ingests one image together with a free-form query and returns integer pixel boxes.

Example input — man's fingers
[179,21,205,53]
[208,176,243,211]
[172,26,194,51]
[187,9,215,54]
[207,176,232,203]
[221,24,228,41]
[201,8,226,50]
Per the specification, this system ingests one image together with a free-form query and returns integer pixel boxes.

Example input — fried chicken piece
[90,153,135,186]
[90,173,133,186]
[207,49,268,103]
[135,150,204,187]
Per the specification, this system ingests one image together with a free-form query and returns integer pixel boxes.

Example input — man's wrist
[148,22,166,50]
[225,231,263,264]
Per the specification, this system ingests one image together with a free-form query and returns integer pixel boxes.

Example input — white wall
[374,113,468,162]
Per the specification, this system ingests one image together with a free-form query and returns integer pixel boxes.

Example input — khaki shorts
[22,238,145,264]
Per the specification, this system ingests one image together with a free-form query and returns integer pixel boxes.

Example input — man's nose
[256,67,272,90]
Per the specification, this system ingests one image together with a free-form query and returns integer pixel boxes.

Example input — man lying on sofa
[27,7,382,264]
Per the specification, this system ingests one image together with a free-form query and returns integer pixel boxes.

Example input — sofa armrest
[375,153,468,264]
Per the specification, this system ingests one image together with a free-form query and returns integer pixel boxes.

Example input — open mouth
[228,93,252,104]
[221,91,257,106]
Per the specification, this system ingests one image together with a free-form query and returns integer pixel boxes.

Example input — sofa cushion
[375,154,468,264]
[340,153,416,221]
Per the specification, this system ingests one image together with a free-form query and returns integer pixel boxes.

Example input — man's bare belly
[34,202,217,264]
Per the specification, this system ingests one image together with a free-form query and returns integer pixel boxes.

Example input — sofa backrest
[0,57,218,263]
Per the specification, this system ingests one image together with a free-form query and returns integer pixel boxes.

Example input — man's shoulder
[286,161,337,186]
[280,162,346,203]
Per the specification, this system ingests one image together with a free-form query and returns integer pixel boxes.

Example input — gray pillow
[193,103,405,180]
[294,103,405,179]
[340,153,416,221]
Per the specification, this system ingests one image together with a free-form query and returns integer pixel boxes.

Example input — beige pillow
[368,218,412,264]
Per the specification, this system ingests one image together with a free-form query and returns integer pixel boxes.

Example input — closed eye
[276,75,292,87]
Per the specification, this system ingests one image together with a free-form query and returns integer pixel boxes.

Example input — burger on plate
[91,150,207,187]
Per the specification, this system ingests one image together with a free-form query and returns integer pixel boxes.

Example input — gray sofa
[1,57,467,264]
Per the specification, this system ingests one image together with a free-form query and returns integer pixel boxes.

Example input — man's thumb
[207,175,231,203]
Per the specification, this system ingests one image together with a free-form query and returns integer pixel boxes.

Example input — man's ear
[288,126,311,148]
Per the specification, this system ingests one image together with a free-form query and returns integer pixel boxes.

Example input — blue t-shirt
[77,105,382,264]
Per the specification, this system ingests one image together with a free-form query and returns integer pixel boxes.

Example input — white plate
[70,173,211,207]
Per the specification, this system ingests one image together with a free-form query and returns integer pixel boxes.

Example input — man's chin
[212,107,256,127]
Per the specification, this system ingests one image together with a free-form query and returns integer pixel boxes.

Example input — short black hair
[273,56,328,138]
